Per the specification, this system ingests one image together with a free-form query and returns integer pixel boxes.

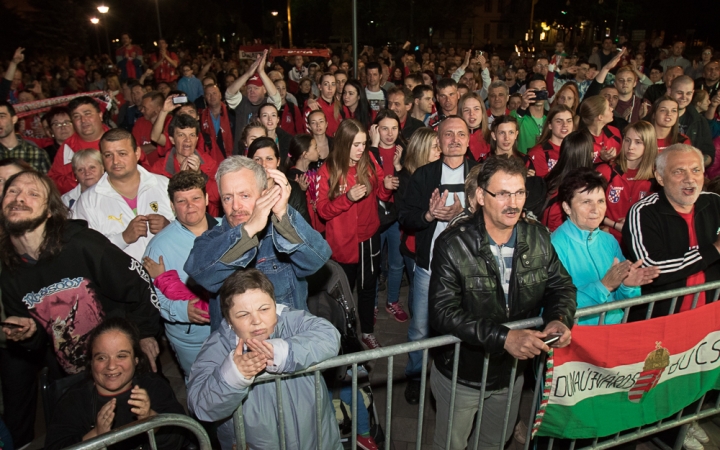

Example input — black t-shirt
[45,372,186,450]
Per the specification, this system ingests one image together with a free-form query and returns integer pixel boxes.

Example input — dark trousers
[339,233,381,334]
[0,344,61,447]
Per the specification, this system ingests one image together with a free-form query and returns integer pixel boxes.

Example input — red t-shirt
[677,209,706,311]
[527,141,560,178]
[377,145,396,176]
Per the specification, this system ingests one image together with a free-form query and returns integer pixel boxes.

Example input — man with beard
[48,96,109,194]
[0,170,160,446]
[0,102,50,173]
[184,156,331,330]
[226,50,280,154]
[695,60,720,98]
[73,128,174,262]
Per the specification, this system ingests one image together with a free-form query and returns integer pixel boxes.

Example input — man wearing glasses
[428,155,576,450]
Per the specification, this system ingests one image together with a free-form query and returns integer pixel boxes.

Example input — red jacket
[316,155,392,264]
[149,149,221,217]
[279,101,306,135]
[467,129,491,162]
[527,141,560,178]
[603,164,656,243]
[591,125,622,164]
[304,97,343,137]
[48,128,108,194]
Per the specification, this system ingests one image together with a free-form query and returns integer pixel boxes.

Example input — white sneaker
[683,434,704,450]
[690,422,710,444]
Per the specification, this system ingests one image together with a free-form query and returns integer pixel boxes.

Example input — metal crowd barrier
[61,413,212,450]
[58,281,720,450]
[231,280,720,450]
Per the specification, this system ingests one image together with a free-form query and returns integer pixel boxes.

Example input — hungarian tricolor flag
[533,300,720,439]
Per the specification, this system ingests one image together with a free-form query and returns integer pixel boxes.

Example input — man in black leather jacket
[429,155,577,450]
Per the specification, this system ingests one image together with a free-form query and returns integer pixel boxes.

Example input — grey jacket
[186,304,342,450]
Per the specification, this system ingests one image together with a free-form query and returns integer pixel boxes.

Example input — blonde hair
[458,92,490,141]
[617,121,658,181]
[404,128,438,175]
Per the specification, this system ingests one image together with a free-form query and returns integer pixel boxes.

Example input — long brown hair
[536,104,575,148]
[551,83,580,113]
[578,95,609,129]
[1,171,70,270]
[326,119,376,200]
[458,92,489,141]
[617,121,658,180]
[650,95,682,145]
[320,73,342,122]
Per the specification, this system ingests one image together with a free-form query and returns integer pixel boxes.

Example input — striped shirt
[488,227,517,303]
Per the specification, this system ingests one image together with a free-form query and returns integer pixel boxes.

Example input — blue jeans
[378,222,405,305]
[403,255,415,308]
[405,265,431,379]
[334,386,370,435]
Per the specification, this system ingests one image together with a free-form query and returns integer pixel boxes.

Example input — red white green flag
[533,299,720,439]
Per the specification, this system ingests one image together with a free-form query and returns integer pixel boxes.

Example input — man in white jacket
[73,128,174,262]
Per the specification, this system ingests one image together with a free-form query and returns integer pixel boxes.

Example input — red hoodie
[603,164,655,243]
[468,129,491,162]
[527,141,560,178]
[591,125,622,164]
[316,154,392,263]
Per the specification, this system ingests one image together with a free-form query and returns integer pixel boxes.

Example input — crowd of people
[0,32,719,450]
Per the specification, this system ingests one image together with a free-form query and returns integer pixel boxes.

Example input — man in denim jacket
[184,156,331,330]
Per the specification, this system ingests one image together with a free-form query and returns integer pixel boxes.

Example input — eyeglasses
[483,188,528,201]
[51,121,73,128]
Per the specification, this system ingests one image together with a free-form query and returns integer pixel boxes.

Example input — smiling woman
[44,317,187,450]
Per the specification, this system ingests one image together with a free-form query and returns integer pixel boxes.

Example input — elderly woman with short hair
[550,168,659,325]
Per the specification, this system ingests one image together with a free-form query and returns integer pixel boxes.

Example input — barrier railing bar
[599,311,607,325]
[548,437,555,450]
[445,342,461,450]
[523,354,545,450]
[695,394,706,414]
[351,362,358,450]
[621,307,630,324]
[415,348,429,450]
[568,438,576,450]
[276,377,286,450]
[646,301,655,320]
[498,358,518,449]
[314,370,322,450]
[147,429,157,450]
[385,355,393,450]
[575,405,720,450]
[713,288,720,302]
[668,297,678,315]
[61,414,212,450]
[470,356,491,450]
[690,292,701,310]
[651,437,673,450]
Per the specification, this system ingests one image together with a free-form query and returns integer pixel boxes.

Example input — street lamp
[153,0,163,40]
[271,10,278,16]
[90,18,101,56]
[97,5,111,56]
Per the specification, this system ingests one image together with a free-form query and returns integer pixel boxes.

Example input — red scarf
[201,103,233,158]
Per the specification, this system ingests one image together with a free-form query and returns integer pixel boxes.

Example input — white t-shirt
[429,163,466,266]
[365,88,385,112]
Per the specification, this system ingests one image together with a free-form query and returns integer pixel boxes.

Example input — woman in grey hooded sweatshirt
[187,268,342,450]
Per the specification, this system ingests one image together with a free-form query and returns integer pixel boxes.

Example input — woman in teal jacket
[550,168,659,325]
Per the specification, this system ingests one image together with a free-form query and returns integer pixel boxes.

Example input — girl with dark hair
[304,73,344,136]
[247,137,310,223]
[342,79,372,130]
[369,109,408,322]
[45,317,186,450]
[258,103,293,166]
[651,95,688,152]
[527,104,575,177]
[286,134,320,190]
[316,119,397,349]
[542,130,601,231]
